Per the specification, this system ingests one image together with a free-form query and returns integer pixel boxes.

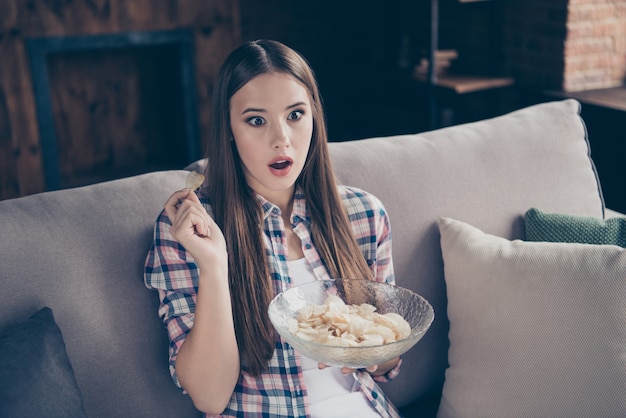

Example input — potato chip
[185,171,205,191]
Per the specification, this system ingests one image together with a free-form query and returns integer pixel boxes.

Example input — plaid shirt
[145,185,402,417]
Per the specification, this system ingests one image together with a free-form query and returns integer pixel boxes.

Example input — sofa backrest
[0,99,604,415]
[328,99,604,407]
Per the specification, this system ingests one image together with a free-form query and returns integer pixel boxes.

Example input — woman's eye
[288,110,303,121]
[246,117,265,126]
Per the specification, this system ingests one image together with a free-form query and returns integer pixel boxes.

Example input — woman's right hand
[165,190,238,413]
[164,189,228,274]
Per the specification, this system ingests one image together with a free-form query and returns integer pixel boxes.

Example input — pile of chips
[288,295,411,347]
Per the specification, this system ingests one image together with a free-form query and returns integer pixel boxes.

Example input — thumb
[184,189,202,204]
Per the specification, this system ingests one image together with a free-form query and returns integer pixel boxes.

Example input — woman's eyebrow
[241,102,308,115]
[241,107,265,115]
[286,102,307,110]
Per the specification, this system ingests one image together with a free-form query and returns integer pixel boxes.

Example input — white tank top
[287,258,380,417]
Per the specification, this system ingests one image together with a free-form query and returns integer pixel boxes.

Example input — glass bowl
[268,278,434,368]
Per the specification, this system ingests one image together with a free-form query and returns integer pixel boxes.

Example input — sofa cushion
[436,217,626,418]
[525,207,626,247]
[0,307,87,418]
[326,99,604,407]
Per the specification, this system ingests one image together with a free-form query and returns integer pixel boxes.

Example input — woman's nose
[271,122,290,148]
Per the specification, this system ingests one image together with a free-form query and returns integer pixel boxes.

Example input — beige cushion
[437,217,626,417]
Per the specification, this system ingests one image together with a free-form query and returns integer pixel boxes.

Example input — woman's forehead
[230,72,311,111]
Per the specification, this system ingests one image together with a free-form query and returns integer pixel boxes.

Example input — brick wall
[564,0,626,91]
[503,0,626,92]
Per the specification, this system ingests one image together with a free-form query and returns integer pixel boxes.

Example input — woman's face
[229,72,313,206]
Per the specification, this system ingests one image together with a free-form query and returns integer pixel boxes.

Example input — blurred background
[1,0,624,211]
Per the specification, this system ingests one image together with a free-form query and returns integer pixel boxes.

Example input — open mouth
[269,160,292,170]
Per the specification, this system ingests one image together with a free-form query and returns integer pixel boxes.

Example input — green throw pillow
[524,208,626,247]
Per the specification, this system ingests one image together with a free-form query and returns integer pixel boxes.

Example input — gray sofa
[1,99,624,417]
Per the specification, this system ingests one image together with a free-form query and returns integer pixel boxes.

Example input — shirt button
[305,243,311,249]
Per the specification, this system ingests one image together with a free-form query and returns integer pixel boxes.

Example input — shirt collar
[254,185,309,226]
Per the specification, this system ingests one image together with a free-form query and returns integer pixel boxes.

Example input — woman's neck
[257,186,295,218]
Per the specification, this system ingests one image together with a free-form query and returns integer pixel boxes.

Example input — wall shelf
[416,74,514,94]
[423,0,511,128]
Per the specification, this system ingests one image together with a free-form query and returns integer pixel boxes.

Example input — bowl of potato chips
[268,278,434,368]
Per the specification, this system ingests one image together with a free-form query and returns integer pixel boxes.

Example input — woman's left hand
[318,356,400,376]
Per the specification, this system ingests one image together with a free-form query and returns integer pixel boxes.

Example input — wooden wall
[0,0,240,200]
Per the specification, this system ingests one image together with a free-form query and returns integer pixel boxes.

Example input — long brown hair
[204,40,373,375]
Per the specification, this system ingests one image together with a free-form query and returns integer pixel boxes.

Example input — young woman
[145,39,402,417]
